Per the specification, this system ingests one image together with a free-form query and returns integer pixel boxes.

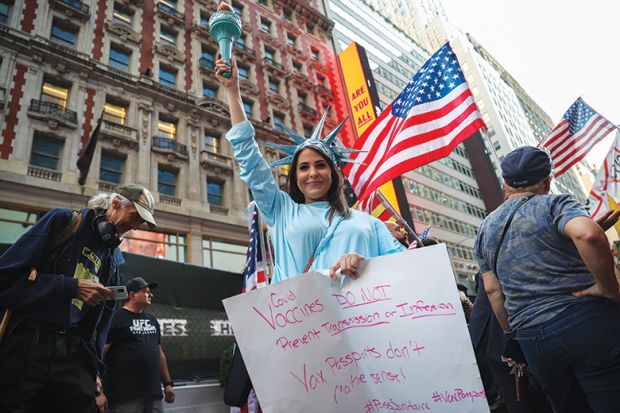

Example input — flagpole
[478,128,503,186]
[374,190,425,247]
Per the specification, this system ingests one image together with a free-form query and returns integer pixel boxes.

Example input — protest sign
[223,245,488,413]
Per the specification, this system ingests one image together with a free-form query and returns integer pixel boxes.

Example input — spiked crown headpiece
[262,108,364,167]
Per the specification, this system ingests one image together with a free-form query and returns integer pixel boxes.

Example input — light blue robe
[226,121,405,283]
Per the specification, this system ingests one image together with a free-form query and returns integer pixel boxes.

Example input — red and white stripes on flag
[343,43,486,201]
[539,97,617,177]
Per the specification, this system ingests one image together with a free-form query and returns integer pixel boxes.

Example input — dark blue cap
[501,146,551,188]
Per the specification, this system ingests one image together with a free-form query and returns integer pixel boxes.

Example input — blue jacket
[0,208,123,373]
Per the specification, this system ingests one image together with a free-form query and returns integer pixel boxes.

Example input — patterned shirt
[474,194,596,329]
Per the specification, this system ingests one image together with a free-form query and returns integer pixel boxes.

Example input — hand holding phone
[108,286,128,300]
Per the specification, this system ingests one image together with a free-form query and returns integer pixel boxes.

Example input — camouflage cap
[117,183,157,230]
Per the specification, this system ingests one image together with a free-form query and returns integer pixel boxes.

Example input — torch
[209,2,242,78]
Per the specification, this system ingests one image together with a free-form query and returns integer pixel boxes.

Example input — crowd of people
[0,55,619,413]
[0,184,178,412]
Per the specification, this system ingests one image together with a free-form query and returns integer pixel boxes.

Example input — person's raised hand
[77,279,112,306]
[329,253,365,280]
[214,54,239,90]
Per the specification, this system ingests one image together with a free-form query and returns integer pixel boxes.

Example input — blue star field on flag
[563,98,596,135]
[418,226,431,240]
[392,43,466,118]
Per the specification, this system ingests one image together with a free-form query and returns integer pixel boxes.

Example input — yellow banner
[338,43,401,215]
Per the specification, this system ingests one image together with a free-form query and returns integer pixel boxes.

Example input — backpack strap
[50,210,83,251]
[492,195,534,277]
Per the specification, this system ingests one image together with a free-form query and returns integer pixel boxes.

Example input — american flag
[242,204,267,293]
[418,225,431,240]
[343,42,486,201]
[408,226,431,249]
[357,189,401,222]
[539,97,617,177]
[337,138,399,222]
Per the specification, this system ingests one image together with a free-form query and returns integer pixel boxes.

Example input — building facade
[325,0,486,288]
[366,2,587,201]
[0,0,351,383]
[465,34,586,201]
[364,0,446,54]
[0,0,345,270]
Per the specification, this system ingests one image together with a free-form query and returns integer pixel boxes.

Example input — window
[207,181,223,205]
[298,91,307,104]
[50,20,78,49]
[258,0,267,5]
[159,66,176,88]
[199,11,209,25]
[202,238,247,272]
[273,112,285,131]
[260,19,270,33]
[159,0,177,13]
[292,61,302,73]
[232,3,242,17]
[287,34,296,46]
[242,101,252,118]
[237,65,249,80]
[264,48,274,61]
[109,44,130,72]
[303,124,313,138]
[112,3,132,26]
[41,81,69,108]
[200,49,215,69]
[236,35,245,49]
[158,168,177,196]
[160,27,176,47]
[283,9,292,21]
[121,229,187,263]
[103,100,127,124]
[204,133,219,153]
[0,207,38,244]
[0,1,11,24]
[30,135,61,170]
[268,78,279,93]
[100,152,124,184]
[203,84,216,97]
[158,119,176,139]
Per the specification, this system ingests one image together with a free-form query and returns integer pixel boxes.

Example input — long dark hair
[286,147,351,218]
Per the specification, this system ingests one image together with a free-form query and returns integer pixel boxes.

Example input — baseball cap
[117,184,157,230]
[501,146,551,188]
[125,276,159,292]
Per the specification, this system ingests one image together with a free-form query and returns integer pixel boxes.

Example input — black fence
[120,252,242,383]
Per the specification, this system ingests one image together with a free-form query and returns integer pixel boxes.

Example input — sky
[440,0,619,169]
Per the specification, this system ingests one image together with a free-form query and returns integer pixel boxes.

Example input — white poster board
[223,245,488,413]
